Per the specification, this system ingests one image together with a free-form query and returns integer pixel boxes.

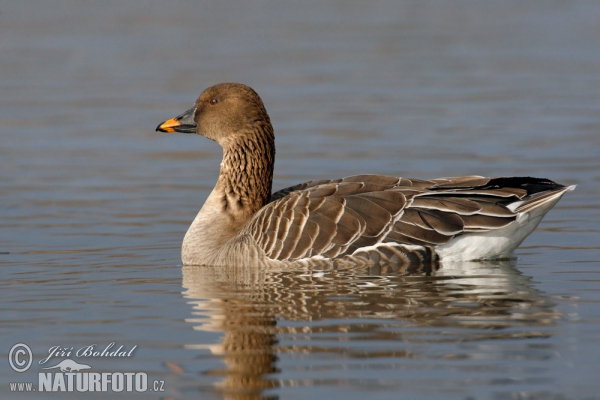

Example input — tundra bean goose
[156,83,574,267]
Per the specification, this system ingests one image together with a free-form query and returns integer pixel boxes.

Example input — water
[1,1,599,399]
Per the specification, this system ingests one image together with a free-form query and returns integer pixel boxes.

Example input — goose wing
[246,175,564,261]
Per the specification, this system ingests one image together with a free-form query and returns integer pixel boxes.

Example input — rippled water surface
[1,1,599,399]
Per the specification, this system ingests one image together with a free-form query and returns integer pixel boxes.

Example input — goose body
[157,83,574,267]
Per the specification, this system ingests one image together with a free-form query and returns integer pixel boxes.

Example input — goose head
[156,82,272,149]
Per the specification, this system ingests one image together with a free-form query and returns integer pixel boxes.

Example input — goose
[156,83,574,267]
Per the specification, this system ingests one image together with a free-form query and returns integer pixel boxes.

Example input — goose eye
[210,98,218,105]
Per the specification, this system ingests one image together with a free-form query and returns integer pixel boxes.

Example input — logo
[41,359,91,372]
[8,343,32,373]
[7,342,165,393]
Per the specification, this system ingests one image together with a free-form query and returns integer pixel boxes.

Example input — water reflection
[181,261,557,398]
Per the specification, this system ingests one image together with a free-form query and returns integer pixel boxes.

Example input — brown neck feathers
[218,122,275,215]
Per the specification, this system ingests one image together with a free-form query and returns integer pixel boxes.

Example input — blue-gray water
[1,1,599,399]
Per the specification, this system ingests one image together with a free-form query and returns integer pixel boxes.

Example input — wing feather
[242,175,568,262]
[390,221,454,245]
[410,197,482,215]
[306,213,338,255]
[461,214,516,231]
[343,196,392,237]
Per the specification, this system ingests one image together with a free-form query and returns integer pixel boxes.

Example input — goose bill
[156,107,197,133]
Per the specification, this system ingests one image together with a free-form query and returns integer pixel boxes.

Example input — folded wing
[244,175,566,261]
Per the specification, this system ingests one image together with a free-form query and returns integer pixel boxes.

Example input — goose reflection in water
[180,261,558,398]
